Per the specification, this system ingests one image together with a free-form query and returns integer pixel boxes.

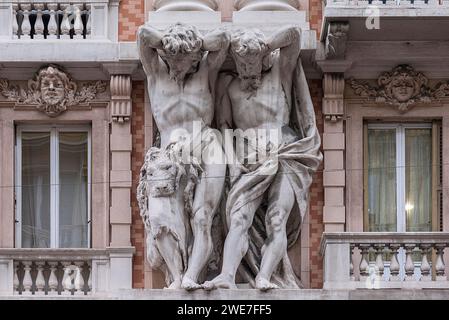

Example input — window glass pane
[405,128,432,232]
[59,132,88,248]
[21,132,51,248]
[367,129,397,231]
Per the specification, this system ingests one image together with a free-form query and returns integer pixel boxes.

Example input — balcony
[320,232,449,290]
[0,248,134,296]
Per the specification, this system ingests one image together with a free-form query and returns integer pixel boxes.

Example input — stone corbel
[234,0,299,11]
[102,62,138,123]
[110,75,132,123]
[325,22,349,60]
[323,73,345,122]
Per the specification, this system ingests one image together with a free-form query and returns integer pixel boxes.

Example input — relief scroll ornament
[0,65,106,117]
[349,64,449,112]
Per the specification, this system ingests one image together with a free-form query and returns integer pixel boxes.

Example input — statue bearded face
[40,73,66,106]
[231,30,269,92]
[159,23,204,85]
[391,76,415,102]
[160,51,203,84]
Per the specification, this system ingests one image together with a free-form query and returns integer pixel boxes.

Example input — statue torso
[147,54,213,145]
[228,52,291,133]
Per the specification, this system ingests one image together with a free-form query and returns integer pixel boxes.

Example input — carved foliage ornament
[0,65,106,117]
[349,65,449,112]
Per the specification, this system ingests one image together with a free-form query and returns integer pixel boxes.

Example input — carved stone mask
[390,76,416,102]
[40,73,66,106]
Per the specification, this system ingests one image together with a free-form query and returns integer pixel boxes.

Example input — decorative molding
[325,22,349,60]
[153,0,218,11]
[110,75,132,123]
[323,73,345,121]
[349,64,449,112]
[0,65,106,117]
[234,0,299,11]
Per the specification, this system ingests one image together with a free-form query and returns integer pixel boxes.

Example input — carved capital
[0,64,106,117]
[349,64,449,112]
[154,0,218,11]
[234,0,299,11]
[110,75,132,123]
[325,22,349,60]
[323,73,345,121]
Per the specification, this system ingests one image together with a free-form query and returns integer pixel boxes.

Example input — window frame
[15,124,92,248]
[364,122,435,232]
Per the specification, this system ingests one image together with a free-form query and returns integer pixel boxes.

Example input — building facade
[0,0,448,298]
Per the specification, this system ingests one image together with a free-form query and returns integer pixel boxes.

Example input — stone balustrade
[0,1,118,41]
[325,0,449,7]
[0,249,118,295]
[320,232,449,289]
[12,3,90,40]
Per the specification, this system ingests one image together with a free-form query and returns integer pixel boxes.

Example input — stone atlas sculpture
[137,22,322,290]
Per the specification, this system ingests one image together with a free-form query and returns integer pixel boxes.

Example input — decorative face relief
[0,65,106,117]
[349,65,449,112]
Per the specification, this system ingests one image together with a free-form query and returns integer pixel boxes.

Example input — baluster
[47,4,58,39]
[389,244,401,281]
[435,244,447,281]
[12,4,19,39]
[87,263,92,293]
[48,262,59,295]
[73,4,84,39]
[404,244,416,281]
[359,244,370,281]
[22,261,33,295]
[374,244,385,277]
[85,4,91,38]
[34,4,45,39]
[73,262,85,295]
[35,261,46,295]
[62,262,73,295]
[420,244,431,282]
[60,4,71,39]
[13,262,19,294]
[20,4,32,40]
[350,244,355,281]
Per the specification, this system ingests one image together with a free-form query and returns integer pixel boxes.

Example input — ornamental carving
[0,65,106,117]
[349,65,449,112]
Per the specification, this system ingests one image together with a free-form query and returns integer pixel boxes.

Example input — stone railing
[320,232,449,289]
[0,1,119,41]
[0,249,114,296]
[324,0,449,7]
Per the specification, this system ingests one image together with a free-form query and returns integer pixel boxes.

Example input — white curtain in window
[21,132,51,248]
[405,129,432,232]
[59,132,88,248]
[367,129,397,232]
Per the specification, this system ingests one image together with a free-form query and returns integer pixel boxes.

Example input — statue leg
[153,229,184,289]
[256,172,295,291]
[203,180,263,290]
[181,136,226,290]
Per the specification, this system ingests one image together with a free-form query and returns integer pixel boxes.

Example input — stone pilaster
[109,74,133,247]
[322,73,345,232]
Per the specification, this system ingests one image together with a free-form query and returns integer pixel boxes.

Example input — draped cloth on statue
[222,59,322,288]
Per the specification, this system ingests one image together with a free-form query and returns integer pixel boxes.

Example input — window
[15,125,91,248]
[364,123,441,232]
